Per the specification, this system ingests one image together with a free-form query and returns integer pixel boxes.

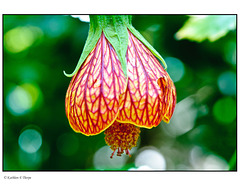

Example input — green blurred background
[3,15,236,171]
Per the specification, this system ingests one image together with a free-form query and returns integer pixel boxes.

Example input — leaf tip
[63,70,74,77]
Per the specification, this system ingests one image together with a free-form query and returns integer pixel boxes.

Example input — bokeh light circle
[18,129,42,153]
[217,71,236,96]
[93,146,127,170]
[135,147,166,170]
[4,26,43,53]
[6,86,32,115]
[213,97,236,124]
[71,15,90,22]
[6,83,43,116]
[165,57,185,82]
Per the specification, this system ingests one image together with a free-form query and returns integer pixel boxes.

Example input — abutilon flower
[65,15,176,158]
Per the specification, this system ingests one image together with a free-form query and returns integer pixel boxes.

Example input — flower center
[104,121,140,158]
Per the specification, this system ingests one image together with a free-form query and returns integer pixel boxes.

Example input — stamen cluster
[104,122,140,158]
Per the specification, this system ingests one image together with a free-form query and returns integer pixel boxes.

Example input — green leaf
[103,16,129,78]
[63,21,102,77]
[175,15,236,42]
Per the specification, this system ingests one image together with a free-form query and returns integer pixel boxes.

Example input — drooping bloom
[65,15,176,158]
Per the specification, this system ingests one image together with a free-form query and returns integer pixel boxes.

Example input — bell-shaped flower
[65,15,176,158]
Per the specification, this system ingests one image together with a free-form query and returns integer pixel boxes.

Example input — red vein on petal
[132,32,160,125]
